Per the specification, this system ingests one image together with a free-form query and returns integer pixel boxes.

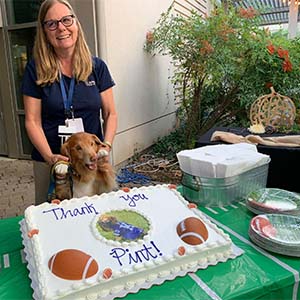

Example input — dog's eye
[76,145,82,151]
[95,140,101,145]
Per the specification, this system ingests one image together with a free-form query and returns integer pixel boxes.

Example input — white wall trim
[91,0,99,56]
[0,4,3,27]
[95,0,108,60]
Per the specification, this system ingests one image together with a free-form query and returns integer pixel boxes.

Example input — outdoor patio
[0,158,34,219]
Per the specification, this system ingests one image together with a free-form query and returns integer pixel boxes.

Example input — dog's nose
[90,155,97,162]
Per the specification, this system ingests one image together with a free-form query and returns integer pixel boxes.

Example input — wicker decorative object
[250,87,296,130]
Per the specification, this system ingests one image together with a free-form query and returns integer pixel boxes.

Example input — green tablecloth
[1,201,299,300]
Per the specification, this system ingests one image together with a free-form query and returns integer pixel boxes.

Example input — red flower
[267,43,275,55]
[218,25,235,41]
[282,60,292,72]
[277,47,289,59]
[238,7,258,19]
[200,40,214,55]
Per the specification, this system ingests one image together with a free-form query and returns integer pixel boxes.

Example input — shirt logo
[84,80,96,86]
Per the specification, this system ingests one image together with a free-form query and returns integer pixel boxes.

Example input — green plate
[247,188,300,212]
[250,214,300,246]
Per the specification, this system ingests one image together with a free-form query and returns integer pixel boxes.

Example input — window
[5,0,43,25]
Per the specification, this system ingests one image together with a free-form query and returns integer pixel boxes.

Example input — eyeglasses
[43,14,75,31]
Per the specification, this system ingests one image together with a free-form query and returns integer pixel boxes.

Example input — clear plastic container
[181,159,270,207]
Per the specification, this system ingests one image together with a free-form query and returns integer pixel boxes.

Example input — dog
[53,132,117,200]
[97,214,144,241]
[97,215,118,231]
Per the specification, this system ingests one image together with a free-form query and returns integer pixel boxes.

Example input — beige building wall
[92,0,209,166]
[95,0,177,166]
[0,0,208,161]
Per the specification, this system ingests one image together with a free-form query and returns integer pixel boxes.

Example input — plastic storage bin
[181,159,270,207]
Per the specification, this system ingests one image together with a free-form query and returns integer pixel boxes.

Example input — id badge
[58,118,84,144]
[65,118,84,132]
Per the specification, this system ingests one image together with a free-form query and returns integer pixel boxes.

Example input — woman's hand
[47,154,69,166]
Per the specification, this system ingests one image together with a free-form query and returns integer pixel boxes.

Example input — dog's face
[98,215,118,231]
[61,132,104,171]
[59,132,117,197]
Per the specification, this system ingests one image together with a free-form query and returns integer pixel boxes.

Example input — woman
[22,0,117,205]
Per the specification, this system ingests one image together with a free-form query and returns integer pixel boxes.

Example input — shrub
[145,3,300,148]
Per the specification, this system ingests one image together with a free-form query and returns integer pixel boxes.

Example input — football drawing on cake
[177,217,209,245]
[48,249,98,280]
[96,210,150,242]
[20,184,238,300]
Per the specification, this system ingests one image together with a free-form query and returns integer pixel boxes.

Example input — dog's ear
[92,134,101,144]
[61,140,70,157]
[92,134,105,147]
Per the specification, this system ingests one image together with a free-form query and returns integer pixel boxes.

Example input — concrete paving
[0,157,34,219]
[0,155,172,219]
[0,157,129,219]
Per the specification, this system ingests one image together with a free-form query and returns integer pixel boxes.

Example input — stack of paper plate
[249,214,300,257]
[246,188,300,215]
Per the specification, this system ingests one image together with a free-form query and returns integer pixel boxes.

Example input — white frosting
[21,184,234,300]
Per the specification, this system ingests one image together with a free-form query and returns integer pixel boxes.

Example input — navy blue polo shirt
[21,57,115,162]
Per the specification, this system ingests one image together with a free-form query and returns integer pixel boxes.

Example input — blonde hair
[33,0,92,85]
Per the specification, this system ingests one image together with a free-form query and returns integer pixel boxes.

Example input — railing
[173,0,207,18]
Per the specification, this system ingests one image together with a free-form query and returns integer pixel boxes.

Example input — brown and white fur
[54,132,117,199]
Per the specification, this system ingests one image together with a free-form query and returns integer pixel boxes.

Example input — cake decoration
[42,201,99,220]
[51,199,61,205]
[177,246,186,256]
[27,229,39,238]
[188,203,197,209]
[48,249,98,280]
[177,217,209,245]
[168,184,177,189]
[102,268,113,279]
[96,210,149,242]
[20,184,237,300]
[109,240,163,267]
[119,191,149,207]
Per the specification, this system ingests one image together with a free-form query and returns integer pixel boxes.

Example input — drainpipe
[0,4,2,27]
[91,0,99,56]
[288,0,298,39]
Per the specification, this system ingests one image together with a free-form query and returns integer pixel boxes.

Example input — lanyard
[59,72,75,119]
